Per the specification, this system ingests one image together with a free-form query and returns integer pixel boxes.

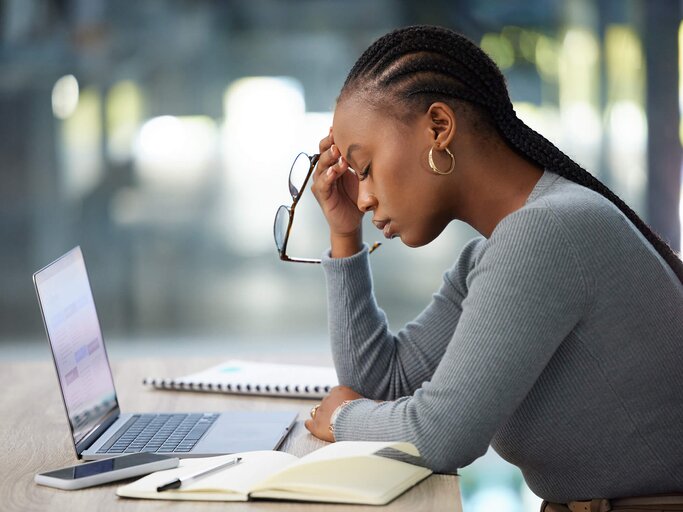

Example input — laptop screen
[33,247,119,447]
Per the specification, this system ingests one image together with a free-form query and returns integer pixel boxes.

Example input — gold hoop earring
[428,146,455,175]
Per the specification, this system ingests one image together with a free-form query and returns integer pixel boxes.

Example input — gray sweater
[321,171,683,502]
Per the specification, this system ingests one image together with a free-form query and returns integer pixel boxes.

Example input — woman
[302,25,683,510]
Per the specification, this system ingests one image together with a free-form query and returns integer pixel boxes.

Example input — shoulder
[470,178,594,306]
[519,172,628,235]
[502,173,674,279]
[491,173,637,256]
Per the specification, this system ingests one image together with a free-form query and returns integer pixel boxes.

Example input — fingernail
[327,168,334,177]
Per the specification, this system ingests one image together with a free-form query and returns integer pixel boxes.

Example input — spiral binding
[143,377,331,397]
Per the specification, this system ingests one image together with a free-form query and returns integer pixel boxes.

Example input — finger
[311,153,348,202]
[325,157,348,181]
[304,419,313,432]
[315,144,341,178]
[338,169,360,206]
[318,131,333,155]
[314,160,347,201]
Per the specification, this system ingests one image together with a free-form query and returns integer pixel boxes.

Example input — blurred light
[566,102,601,146]
[521,483,544,511]
[52,74,80,119]
[563,28,599,65]
[560,28,599,102]
[680,21,683,248]
[605,26,643,102]
[513,102,562,147]
[60,87,103,200]
[607,104,647,211]
[535,35,560,81]
[221,76,306,254]
[607,101,647,205]
[134,115,217,192]
[560,101,601,172]
[300,112,333,153]
[106,80,144,164]
[466,486,521,512]
[518,30,539,63]
[558,28,601,171]
[481,33,515,70]
[680,166,683,254]
[605,25,646,211]
[679,21,683,146]
[608,102,646,152]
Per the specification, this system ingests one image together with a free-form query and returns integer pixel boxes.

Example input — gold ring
[310,404,320,419]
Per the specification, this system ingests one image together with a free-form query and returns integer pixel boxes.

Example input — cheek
[380,149,427,197]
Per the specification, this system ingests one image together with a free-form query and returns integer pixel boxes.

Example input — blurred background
[1,0,682,510]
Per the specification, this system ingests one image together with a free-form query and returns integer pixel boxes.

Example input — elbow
[408,397,490,473]
[416,437,488,474]
[405,386,493,473]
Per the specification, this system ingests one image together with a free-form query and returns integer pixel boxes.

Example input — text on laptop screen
[34,247,118,446]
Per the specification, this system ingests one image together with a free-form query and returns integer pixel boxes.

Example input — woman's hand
[310,130,364,256]
[304,385,364,442]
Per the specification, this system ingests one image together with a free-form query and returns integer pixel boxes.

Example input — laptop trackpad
[193,411,297,454]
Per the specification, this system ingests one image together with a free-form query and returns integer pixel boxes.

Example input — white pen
[156,456,242,492]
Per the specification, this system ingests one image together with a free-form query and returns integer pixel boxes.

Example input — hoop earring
[428,147,455,175]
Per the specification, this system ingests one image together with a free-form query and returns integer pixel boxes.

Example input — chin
[399,232,433,248]
[399,225,446,248]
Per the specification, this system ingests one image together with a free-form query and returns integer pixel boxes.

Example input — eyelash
[358,164,371,181]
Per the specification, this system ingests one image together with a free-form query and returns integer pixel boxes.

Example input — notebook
[143,360,338,399]
[116,441,432,505]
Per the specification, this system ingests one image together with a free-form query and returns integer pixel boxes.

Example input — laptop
[33,246,298,460]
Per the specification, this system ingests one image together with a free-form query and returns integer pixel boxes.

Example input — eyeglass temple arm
[280,154,320,257]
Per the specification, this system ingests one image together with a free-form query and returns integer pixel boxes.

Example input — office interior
[1,1,681,511]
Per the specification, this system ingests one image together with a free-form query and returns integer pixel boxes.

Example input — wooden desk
[0,356,461,511]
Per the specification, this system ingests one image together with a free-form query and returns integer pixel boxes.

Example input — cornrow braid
[340,25,683,284]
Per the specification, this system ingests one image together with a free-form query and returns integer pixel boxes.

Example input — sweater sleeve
[321,237,485,400]
[330,208,590,473]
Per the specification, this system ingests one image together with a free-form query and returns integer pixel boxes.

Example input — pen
[156,456,242,492]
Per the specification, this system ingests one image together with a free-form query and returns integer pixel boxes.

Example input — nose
[357,184,378,213]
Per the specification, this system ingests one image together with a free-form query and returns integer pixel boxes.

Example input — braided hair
[339,25,683,283]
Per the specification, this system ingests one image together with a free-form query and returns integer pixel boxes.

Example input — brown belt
[542,494,683,512]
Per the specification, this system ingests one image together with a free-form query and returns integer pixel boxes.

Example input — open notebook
[117,441,432,505]
[143,360,338,399]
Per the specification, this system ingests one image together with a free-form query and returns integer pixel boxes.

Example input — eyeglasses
[273,152,381,264]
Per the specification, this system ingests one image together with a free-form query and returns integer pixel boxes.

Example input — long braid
[340,25,683,284]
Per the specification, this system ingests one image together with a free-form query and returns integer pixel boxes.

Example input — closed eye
[358,163,371,181]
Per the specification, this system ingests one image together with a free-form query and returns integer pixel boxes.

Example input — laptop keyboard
[97,413,219,454]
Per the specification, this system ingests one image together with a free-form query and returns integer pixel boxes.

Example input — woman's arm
[322,237,485,400]
[330,207,590,472]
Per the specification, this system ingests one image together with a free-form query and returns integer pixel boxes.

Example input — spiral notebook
[143,360,338,399]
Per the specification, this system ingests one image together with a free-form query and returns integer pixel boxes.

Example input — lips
[372,219,389,231]
[373,218,396,239]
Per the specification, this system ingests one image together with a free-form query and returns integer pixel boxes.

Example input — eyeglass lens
[274,204,291,253]
[288,153,312,201]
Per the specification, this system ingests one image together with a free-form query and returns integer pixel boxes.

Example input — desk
[0,355,461,511]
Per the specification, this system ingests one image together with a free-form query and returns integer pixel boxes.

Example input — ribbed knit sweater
[321,171,683,502]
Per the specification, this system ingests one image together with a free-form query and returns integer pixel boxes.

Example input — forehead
[332,97,407,156]
[332,98,376,141]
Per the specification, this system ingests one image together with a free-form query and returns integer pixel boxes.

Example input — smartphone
[34,452,179,490]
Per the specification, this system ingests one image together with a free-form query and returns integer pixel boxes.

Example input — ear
[426,102,456,148]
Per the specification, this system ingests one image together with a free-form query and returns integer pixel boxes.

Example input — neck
[449,137,544,238]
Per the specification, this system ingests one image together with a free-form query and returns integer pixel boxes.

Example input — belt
[543,494,683,512]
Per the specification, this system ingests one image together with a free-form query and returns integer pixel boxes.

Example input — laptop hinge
[75,407,121,458]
